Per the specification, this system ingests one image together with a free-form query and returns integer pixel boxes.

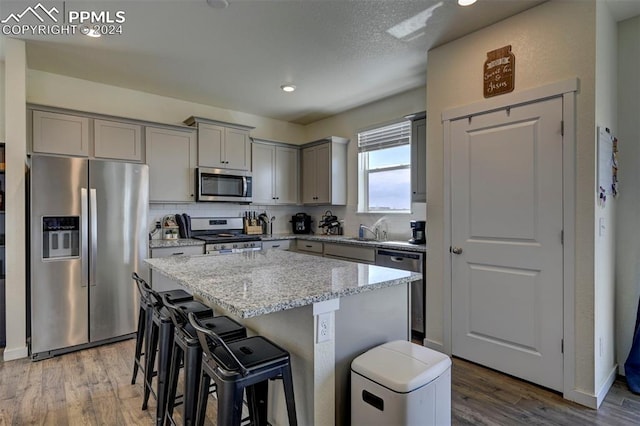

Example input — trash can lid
[351,340,451,393]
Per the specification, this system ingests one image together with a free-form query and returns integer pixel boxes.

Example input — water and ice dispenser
[42,216,80,259]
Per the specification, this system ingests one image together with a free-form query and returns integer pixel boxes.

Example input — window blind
[358,120,411,153]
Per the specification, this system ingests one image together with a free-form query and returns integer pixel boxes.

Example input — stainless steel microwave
[196,168,252,202]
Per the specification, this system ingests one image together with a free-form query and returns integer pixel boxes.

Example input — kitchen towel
[625,295,640,393]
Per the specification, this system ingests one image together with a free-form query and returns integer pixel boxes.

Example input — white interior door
[450,97,564,392]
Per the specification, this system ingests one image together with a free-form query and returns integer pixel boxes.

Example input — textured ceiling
[2,0,637,124]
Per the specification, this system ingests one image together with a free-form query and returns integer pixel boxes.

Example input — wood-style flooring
[1,339,640,425]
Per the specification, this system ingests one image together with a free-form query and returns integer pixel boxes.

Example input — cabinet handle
[172,252,184,256]
[272,245,280,248]
[305,245,313,248]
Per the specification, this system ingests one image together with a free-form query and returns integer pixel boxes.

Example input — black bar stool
[136,276,214,426]
[131,272,194,386]
[188,312,298,426]
[163,295,247,425]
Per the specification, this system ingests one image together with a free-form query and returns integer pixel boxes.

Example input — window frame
[357,119,412,213]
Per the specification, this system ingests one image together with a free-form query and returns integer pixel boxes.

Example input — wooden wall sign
[483,45,515,98]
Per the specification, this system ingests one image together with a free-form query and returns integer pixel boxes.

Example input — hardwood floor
[1,339,640,425]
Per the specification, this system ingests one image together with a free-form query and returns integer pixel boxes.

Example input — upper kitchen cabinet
[408,112,426,203]
[32,110,90,157]
[93,119,143,162]
[184,116,254,171]
[252,139,299,205]
[146,126,197,203]
[301,137,348,205]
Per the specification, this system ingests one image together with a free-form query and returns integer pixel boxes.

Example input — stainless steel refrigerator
[29,155,149,360]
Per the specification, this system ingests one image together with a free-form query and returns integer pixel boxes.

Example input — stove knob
[233,243,238,249]
[220,245,226,250]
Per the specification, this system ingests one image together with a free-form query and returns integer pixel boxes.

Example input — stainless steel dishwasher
[376,248,425,337]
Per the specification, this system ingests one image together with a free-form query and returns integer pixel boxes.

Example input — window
[358,120,411,213]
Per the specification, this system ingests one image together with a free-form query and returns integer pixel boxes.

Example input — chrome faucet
[359,224,379,241]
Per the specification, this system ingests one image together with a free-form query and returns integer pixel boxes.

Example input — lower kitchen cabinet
[262,240,291,250]
[146,126,197,203]
[294,240,323,256]
[150,245,203,291]
[323,243,375,264]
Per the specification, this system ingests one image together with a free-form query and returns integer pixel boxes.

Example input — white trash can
[351,340,452,426]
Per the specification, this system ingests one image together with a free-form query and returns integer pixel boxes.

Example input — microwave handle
[243,177,248,196]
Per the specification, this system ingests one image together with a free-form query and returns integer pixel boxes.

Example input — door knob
[451,247,463,254]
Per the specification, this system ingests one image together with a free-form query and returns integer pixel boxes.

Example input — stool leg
[131,305,146,385]
[281,364,298,426]
[143,319,159,411]
[248,381,269,426]
[183,345,202,425]
[156,322,174,426]
[195,371,211,426]
[217,381,244,426]
[164,340,182,426]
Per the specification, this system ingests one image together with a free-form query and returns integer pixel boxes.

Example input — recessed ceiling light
[207,0,229,8]
[281,84,296,93]
[458,0,477,6]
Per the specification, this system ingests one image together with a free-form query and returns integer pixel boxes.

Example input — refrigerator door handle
[81,188,89,288]
[90,188,98,287]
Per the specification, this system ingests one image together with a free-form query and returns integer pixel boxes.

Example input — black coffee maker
[409,220,426,244]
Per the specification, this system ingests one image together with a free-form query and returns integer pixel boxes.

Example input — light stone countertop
[144,249,421,318]
[148,234,426,252]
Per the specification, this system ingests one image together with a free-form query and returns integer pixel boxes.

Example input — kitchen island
[145,249,421,426]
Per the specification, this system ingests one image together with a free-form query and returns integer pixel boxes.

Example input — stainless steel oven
[196,168,252,202]
[190,217,262,255]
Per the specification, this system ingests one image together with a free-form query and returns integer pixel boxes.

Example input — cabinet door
[275,146,299,204]
[251,143,275,204]
[224,128,251,170]
[411,118,426,203]
[301,146,317,204]
[197,123,224,168]
[314,143,332,204]
[32,110,90,157]
[146,127,197,203]
[94,119,142,161]
[262,240,291,250]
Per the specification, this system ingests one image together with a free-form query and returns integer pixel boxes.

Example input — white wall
[304,87,427,240]
[27,70,307,144]
[426,0,598,400]
[616,15,640,375]
[3,38,28,361]
[594,0,619,401]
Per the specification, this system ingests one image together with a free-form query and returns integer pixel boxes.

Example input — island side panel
[238,305,316,426]
[334,282,410,426]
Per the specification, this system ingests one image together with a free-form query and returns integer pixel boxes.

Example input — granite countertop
[144,250,421,318]
[263,233,427,253]
[149,238,205,249]
[149,234,426,253]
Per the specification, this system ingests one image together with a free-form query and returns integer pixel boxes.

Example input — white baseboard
[3,345,28,361]
[596,365,618,408]
[564,388,598,409]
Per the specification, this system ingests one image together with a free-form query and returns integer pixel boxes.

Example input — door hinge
[561,120,564,136]
[561,339,564,353]
[560,230,564,245]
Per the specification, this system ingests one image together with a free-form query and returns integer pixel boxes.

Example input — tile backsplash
[149,202,426,242]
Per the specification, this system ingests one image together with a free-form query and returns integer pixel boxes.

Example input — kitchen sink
[342,236,377,242]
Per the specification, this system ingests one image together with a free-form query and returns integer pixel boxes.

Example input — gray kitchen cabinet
[295,239,323,255]
[323,243,375,264]
[146,126,197,203]
[94,119,143,162]
[410,113,426,203]
[252,140,299,205]
[32,110,90,157]
[301,137,348,205]
[262,240,291,250]
[184,117,254,171]
[150,245,203,292]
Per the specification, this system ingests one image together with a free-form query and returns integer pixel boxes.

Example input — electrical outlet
[317,312,331,343]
